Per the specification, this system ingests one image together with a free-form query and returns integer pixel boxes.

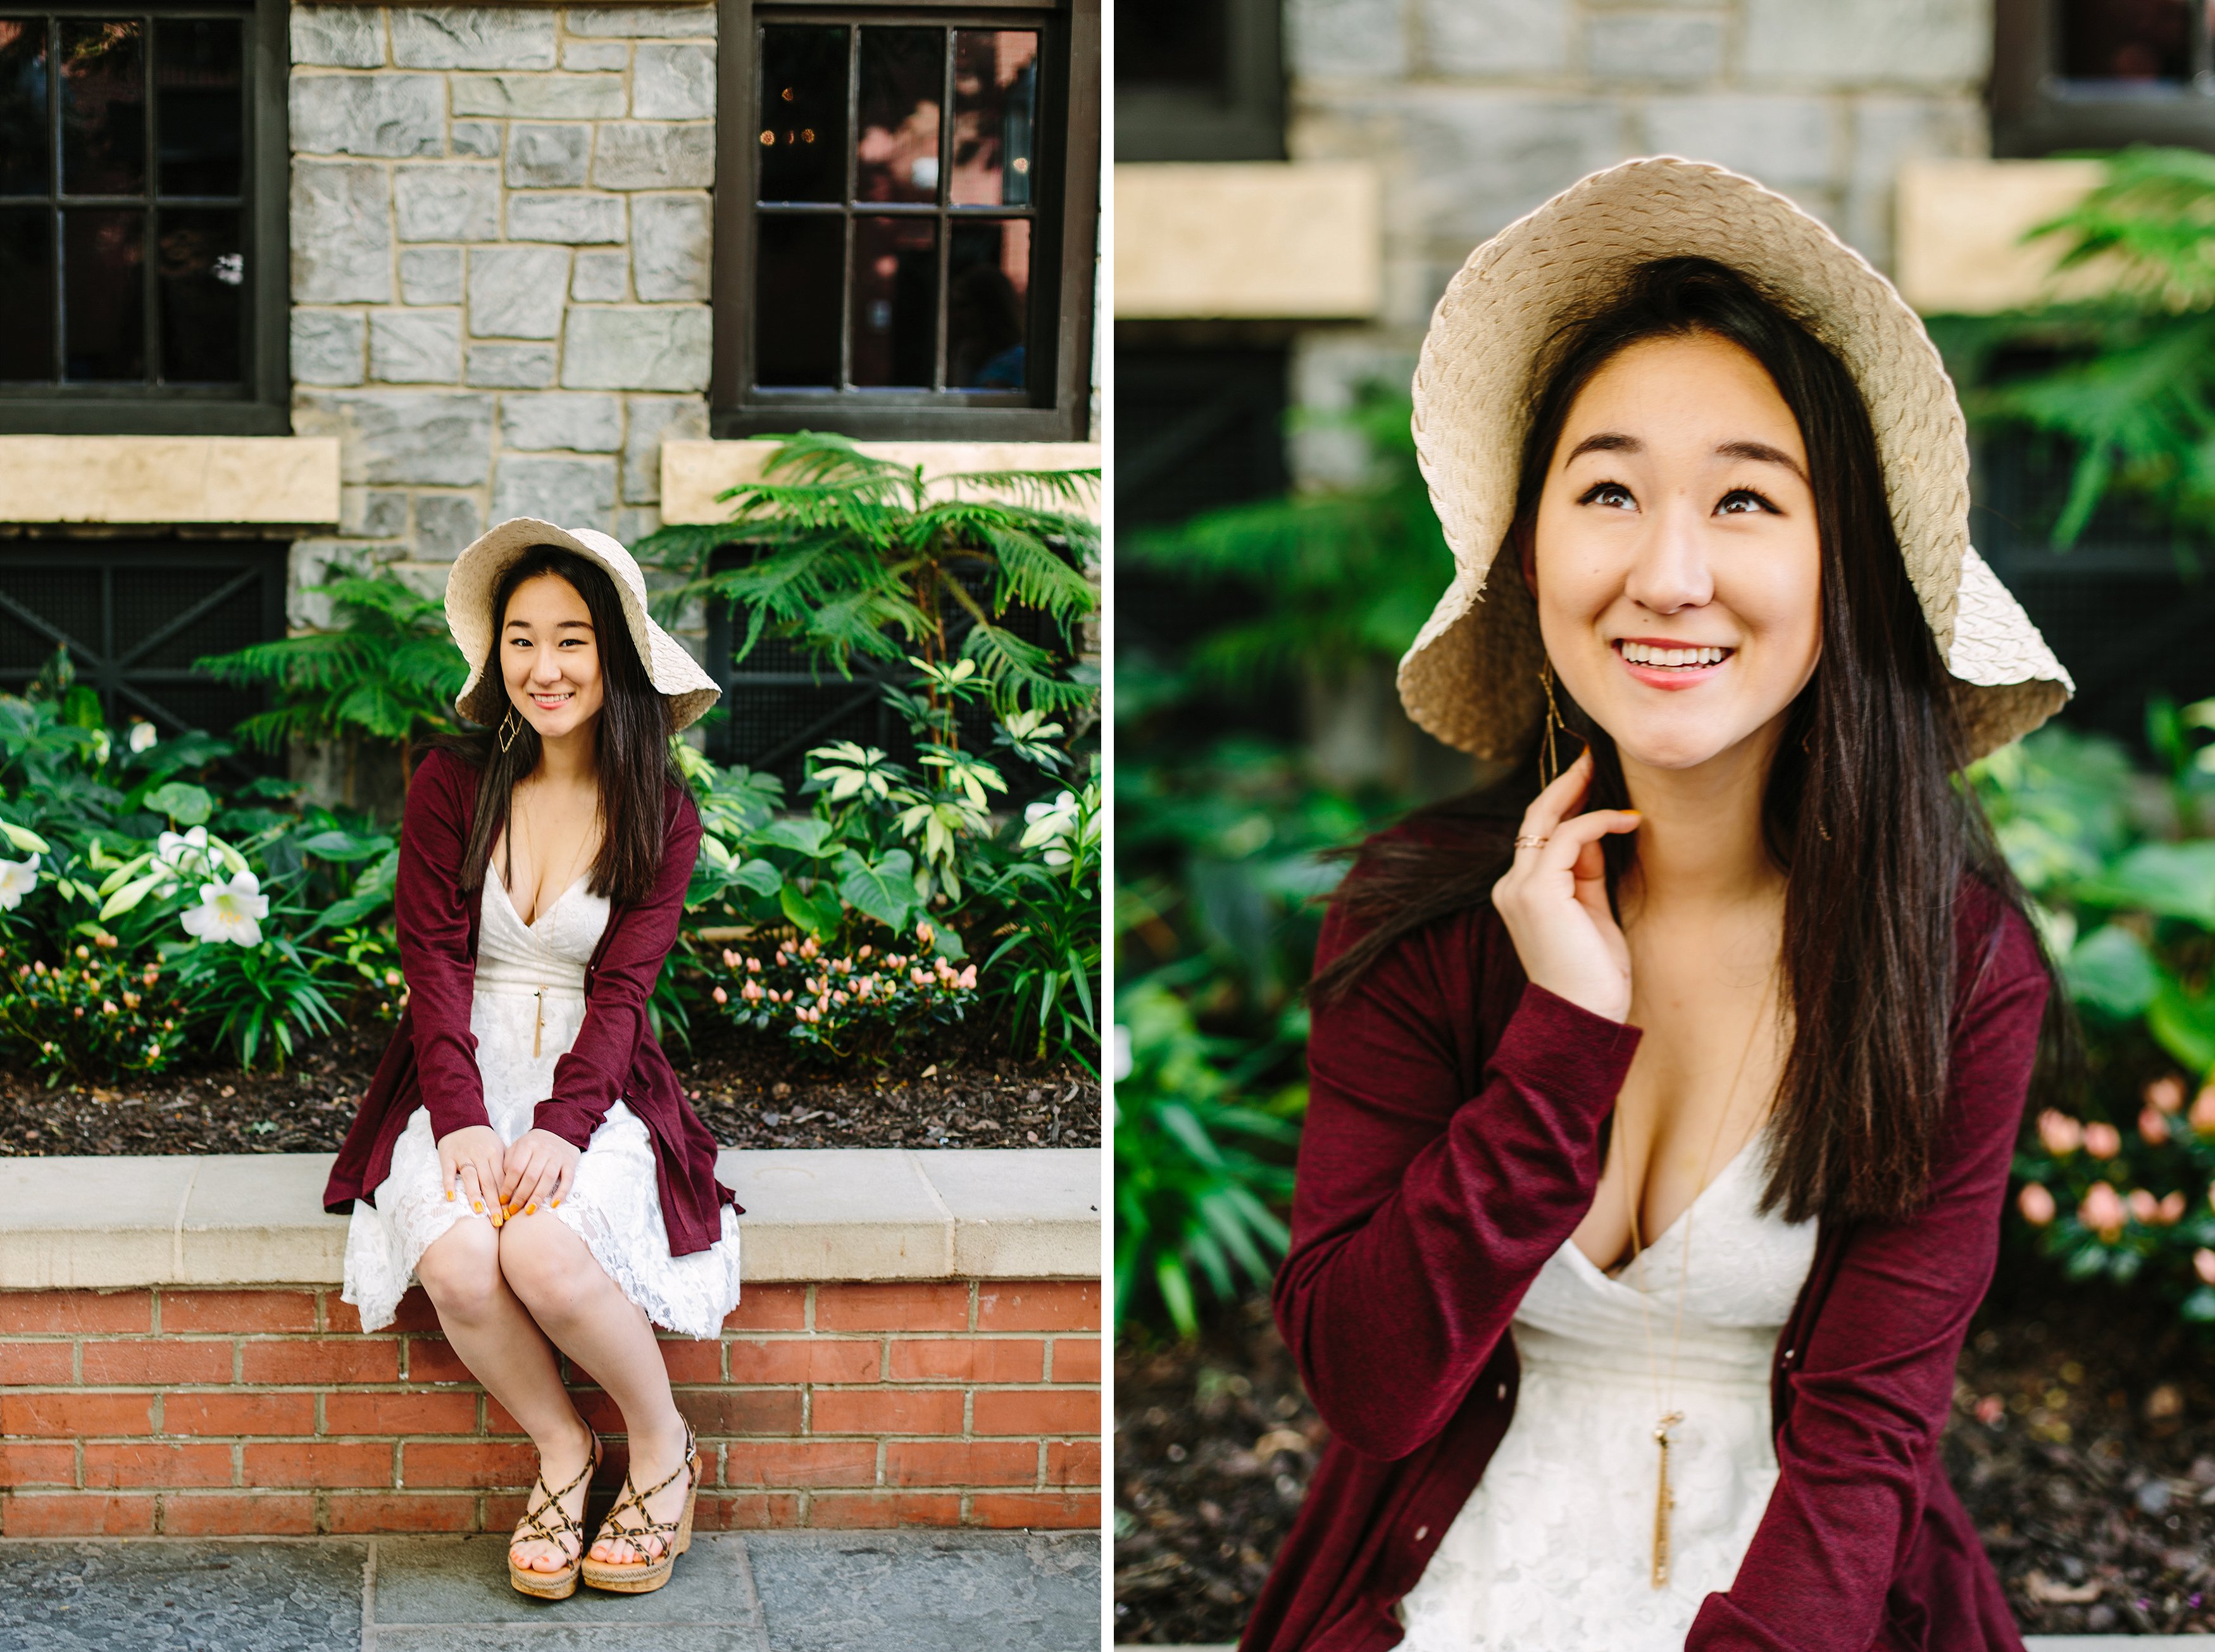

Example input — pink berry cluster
[707,923,979,1064]
[2014,1075,2215,1297]
[0,935,184,1080]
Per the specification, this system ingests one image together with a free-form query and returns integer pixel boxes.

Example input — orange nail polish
[473,1200,483,1213]
[525,1203,536,1215]
[445,1189,454,1201]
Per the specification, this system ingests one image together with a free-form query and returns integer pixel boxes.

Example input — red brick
[402,1441,539,1489]
[1,1391,154,1437]
[242,1442,394,1489]
[975,1282,1099,1333]
[160,1492,315,1535]
[322,1296,366,1335]
[889,1338,1044,1384]
[674,1388,802,1437]
[732,1339,880,1385]
[810,1491,961,1528]
[0,1290,151,1336]
[327,1492,480,1534]
[81,1339,234,1386]
[721,1441,877,1488]
[390,1290,444,1334]
[811,1388,963,1436]
[324,1391,479,1436]
[972,1389,1099,1437]
[721,1285,807,1332]
[0,1443,75,1487]
[163,1391,316,1437]
[1,1491,156,1535]
[815,1282,970,1332]
[84,1443,233,1489]
[242,1339,399,1385]
[0,1342,74,1385]
[405,1339,476,1384]
[1049,1337,1100,1384]
[886,1441,1039,1487]
[696,1491,803,1529]
[1045,1441,1102,1486]
[159,1290,317,1334]
[657,1339,723,1384]
[968,1490,1098,1528]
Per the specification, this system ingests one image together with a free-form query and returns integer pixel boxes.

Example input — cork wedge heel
[507,1430,600,1601]
[580,1420,699,1596]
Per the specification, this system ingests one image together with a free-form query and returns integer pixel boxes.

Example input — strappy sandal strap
[513,1434,597,1561]
[592,1424,696,1563]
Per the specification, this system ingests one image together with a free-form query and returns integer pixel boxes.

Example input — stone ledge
[1895,158,2110,316]
[0,1148,1100,1289]
[658,439,1102,526]
[1114,161,1382,320]
[0,437,342,525]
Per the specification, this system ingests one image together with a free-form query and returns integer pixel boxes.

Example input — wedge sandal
[580,1420,699,1595]
[507,1429,600,1600]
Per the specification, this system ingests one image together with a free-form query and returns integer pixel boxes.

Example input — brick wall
[0,1279,1100,1536]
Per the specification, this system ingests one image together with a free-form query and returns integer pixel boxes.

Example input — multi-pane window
[1994,0,2215,154]
[714,0,1099,441]
[0,1,286,432]
[1114,0,1281,162]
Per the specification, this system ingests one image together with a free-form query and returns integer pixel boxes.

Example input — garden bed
[1112,1280,2215,1642]
[0,1004,1100,1159]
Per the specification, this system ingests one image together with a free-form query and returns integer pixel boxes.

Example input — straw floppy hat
[1401,155,2073,766]
[446,518,721,733]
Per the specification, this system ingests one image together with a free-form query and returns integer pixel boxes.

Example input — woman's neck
[527,718,598,791]
[1615,717,1787,919]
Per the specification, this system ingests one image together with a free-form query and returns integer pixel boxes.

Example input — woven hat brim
[446,517,721,734]
[1400,155,2073,767]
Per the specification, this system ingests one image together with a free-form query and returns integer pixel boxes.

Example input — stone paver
[0,1532,1100,1651]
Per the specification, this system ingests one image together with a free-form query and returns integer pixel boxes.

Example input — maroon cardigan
[1244,868,2045,1652]
[323,746,739,1255]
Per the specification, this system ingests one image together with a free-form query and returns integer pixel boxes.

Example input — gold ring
[1514,835,1547,849]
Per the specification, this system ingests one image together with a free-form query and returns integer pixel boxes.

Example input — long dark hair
[1314,257,2061,1225]
[433,546,677,906]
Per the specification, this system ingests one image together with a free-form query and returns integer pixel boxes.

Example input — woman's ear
[1513,516,1537,596]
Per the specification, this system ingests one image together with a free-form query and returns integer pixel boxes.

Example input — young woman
[323,520,742,1601]
[1243,161,2075,1650]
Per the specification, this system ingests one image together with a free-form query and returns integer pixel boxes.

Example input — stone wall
[285,3,718,615]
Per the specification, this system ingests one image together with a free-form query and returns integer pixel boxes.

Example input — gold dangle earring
[498,707,523,753]
[1537,660,1582,789]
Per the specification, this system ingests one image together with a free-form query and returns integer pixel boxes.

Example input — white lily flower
[1021,791,1082,867]
[128,722,158,753]
[0,854,39,911]
[181,869,268,946]
[1111,1024,1133,1083]
[154,826,211,888]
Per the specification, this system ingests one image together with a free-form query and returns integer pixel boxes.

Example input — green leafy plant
[707,925,977,1064]
[979,782,1101,1065]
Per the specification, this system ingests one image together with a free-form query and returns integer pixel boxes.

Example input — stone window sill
[0,435,342,527]
[659,439,1102,526]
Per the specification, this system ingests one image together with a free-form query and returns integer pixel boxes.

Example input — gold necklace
[508,782,598,1059]
[1616,984,1771,1589]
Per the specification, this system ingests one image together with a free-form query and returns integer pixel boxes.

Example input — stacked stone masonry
[0,1280,1102,1536]
[287,4,718,612]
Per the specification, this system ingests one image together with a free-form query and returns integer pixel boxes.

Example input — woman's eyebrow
[1563,432,1640,465]
[1716,439,1808,483]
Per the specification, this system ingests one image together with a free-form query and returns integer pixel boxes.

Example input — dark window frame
[1113,0,1281,163]
[711,0,1099,441]
[0,0,288,435]
[1993,0,2215,156]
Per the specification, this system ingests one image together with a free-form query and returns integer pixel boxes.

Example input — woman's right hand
[1490,748,1643,1023]
[438,1125,506,1225]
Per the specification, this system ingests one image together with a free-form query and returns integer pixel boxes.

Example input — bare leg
[414,1217,594,1572]
[497,1210,694,1563]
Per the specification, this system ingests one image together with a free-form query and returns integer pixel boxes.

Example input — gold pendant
[1651,1410,1683,1589]
[532,987,545,1059]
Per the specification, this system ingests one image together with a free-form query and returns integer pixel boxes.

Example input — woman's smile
[1612,636,1737,690]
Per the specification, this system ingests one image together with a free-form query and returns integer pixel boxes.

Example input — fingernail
[525,1203,537,1215]
[551,1199,560,1208]
[473,1201,483,1213]
[445,1190,454,1201]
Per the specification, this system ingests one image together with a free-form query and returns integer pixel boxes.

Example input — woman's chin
[1602,718,1774,776]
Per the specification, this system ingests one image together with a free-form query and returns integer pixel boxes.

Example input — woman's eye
[1718,489,1777,515]
[1578,482,1635,510]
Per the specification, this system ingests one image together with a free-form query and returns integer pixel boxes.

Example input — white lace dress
[342,869,744,1340]
[1398,1128,1818,1650]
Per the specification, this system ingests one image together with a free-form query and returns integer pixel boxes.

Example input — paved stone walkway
[0,1530,1100,1651]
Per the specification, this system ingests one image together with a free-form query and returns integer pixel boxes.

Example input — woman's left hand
[499,1129,582,1217]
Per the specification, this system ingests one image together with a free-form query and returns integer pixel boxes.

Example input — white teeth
[1620,642,1728,667]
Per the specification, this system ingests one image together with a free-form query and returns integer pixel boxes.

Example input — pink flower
[742,981,763,1002]
[747,956,761,972]
[858,945,872,959]
[2197,1248,2215,1287]
[2083,1121,2123,1159]
[2018,1182,2056,1225]
[2128,1187,2159,1225]
[2159,1191,2187,1224]
[712,986,728,1004]
[2036,1111,2083,1155]
[2146,1075,2188,1115]
[2080,1181,2126,1237]
[722,949,740,970]
[2140,1106,2171,1146]
[957,965,976,989]
[780,990,793,1003]
[2193,1086,2215,1134]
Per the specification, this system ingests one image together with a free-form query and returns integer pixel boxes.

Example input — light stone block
[1640,96,1835,190]
[290,161,394,303]
[506,122,592,187]
[721,1149,954,1280]
[414,492,483,559]
[289,72,444,158]
[370,308,463,384]
[501,392,623,452]
[659,439,1101,525]
[1285,0,1407,78]
[0,437,341,525]
[177,1157,349,1285]
[0,1155,197,1289]
[631,193,711,301]
[466,342,559,387]
[468,243,572,338]
[1365,93,1622,245]
[566,5,716,37]
[921,1151,1100,1280]
[632,42,715,119]
[340,486,409,538]
[294,391,496,485]
[451,120,502,157]
[1742,0,1987,88]
[562,39,628,70]
[621,394,708,502]
[1895,158,2109,314]
[1115,163,1380,319]
[290,538,389,627]
[451,73,626,119]
[571,249,629,301]
[561,306,713,391]
[291,309,367,385]
[506,191,626,243]
[616,504,662,544]
[592,121,715,189]
[390,7,558,70]
[399,246,465,306]
[492,452,618,525]
[290,6,383,68]
[1585,13,1723,82]
[1844,96,1985,273]
[394,162,501,241]
[1419,0,1568,75]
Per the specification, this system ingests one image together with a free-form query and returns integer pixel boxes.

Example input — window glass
[856,27,939,204]
[850,214,936,386]
[1116,0,1226,91]
[947,218,1026,389]
[951,30,1035,206]
[2059,0,2190,81]
[61,18,146,195]
[155,16,242,196]
[754,213,844,385]
[0,209,53,380]
[758,23,844,203]
[64,207,146,380]
[158,208,242,381]
[0,20,49,194]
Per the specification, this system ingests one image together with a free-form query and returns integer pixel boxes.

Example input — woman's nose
[1625,495,1716,615]
[530,651,565,684]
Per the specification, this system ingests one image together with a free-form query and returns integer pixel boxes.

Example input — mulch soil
[1113,1279,2215,1643]
[0,1001,1099,1158]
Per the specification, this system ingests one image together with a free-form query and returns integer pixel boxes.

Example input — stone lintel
[659,439,1102,526]
[1895,158,2111,316]
[0,436,343,525]
[1114,160,1382,320]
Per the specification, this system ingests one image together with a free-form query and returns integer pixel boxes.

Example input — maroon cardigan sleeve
[1274,900,1643,1462]
[532,784,702,1150]
[395,749,492,1141]
[1687,901,2048,1650]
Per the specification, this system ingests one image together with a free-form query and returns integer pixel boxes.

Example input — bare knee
[499,1213,587,1317]
[416,1218,504,1322]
